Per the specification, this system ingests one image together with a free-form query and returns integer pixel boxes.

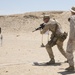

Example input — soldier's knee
[46,44,49,49]
[46,43,51,49]
[56,40,63,46]
[58,46,63,50]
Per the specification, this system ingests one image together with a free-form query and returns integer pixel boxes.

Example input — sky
[0,0,75,15]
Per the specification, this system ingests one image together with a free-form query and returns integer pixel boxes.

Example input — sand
[0,11,75,75]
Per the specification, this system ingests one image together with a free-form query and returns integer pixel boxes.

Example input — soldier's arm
[40,24,49,34]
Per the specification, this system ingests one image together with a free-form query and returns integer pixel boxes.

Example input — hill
[0,11,70,33]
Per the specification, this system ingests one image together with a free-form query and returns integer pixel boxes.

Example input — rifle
[32,23,45,32]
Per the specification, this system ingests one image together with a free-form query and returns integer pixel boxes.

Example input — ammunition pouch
[57,32,68,41]
[48,32,68,46]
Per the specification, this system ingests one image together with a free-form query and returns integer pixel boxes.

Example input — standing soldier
[0,27,1,34]
[40,15,67,65]
[0,27,3,46]
[65,6,75,71]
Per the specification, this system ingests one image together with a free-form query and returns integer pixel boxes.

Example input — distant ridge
[0,11,70,33]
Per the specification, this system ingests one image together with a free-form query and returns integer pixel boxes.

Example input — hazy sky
[0,0,75,15]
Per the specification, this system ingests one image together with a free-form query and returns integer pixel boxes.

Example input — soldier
[65,6,75,71]
[0,27,1,34]
[40,15,67,65]
[0,27,3,46]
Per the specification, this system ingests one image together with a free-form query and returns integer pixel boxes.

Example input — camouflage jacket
[40,19,63,36]
[69,15,75,40]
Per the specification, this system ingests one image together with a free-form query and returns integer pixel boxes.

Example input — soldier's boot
[65,66,74,71]
[45,58,55,65]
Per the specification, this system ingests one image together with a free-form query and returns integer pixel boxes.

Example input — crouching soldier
[40,15,68,65]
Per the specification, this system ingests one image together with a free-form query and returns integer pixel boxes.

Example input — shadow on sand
[33,62,61,66]
[58,70,75,75]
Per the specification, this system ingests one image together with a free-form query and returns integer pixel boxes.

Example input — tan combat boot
[45,58,55,65]
[65,66,74,71]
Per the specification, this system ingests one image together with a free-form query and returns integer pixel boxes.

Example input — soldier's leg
[65,40,74,71]
[45,42,55,64]
[46,43,54,59]
[66,40,74,67]
[56,40,67,58]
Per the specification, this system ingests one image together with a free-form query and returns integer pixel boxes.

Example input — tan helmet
[43,15,50,19]
[71,6,75,13]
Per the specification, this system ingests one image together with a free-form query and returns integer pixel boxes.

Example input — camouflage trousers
[46,39,67,60]
[66,40,75,66]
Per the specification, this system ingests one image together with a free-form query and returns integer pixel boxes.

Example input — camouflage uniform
[40,19,67,61]
[66,15,75,67]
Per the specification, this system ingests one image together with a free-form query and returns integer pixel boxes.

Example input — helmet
[71,6,75,13]
[43,15,50,19]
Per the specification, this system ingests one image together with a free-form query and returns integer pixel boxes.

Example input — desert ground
[0,11,75,75]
